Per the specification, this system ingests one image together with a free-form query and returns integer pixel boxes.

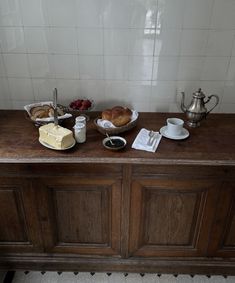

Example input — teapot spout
[180,92,187,113]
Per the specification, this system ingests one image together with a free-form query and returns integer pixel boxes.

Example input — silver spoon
[106,133,114,146]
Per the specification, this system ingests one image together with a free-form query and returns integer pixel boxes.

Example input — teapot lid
[193,88,205,99]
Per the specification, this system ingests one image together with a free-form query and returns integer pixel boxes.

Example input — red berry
[82,99,92,109]
[79,105,87,111]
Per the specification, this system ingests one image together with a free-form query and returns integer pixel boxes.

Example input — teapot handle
[205,94,219,115]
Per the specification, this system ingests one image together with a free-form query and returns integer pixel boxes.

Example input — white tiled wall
[0,0,235,113]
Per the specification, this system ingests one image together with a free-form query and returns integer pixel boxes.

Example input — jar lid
[76,116,86,122]
[73,122,85,129]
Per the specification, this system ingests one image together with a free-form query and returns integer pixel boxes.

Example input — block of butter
[39,123,74,149]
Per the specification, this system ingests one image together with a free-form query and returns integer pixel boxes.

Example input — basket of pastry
[24,101,72,126]
[94,106,139,135]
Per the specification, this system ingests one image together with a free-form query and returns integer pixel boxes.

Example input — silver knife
[53,88,58,126]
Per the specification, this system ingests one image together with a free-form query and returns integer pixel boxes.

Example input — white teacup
[166,118,184,136]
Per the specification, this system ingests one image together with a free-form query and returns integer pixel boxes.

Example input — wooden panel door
[37,177,121,256]
[208,181,235,257]
[129,178,219,257]
[0,178,43,253]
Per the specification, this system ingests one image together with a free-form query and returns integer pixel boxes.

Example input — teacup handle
[205,94,219,116]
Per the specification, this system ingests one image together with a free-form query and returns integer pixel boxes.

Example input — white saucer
[39,138,76,150]
[160,126,189,140]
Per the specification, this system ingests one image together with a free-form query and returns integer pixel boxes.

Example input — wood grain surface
[0,110,235,165]
[0,110,235,275]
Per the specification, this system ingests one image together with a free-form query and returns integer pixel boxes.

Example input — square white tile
[12,100,35,109]
[8,78,34,100]
[0,0,23,26]
[20,0,48,26]
[104,29,130,55]
[151,81,176,103]
[0,54,6,76]
[46,27,77,54]
[206,31,235,57]
[32,78,56,101]
[126,81,151,111]
[201,57,230,81]
[104,56,129,80]
[128,29,155,56]
[180,30,208,56]
[128,56,153,81]
[0,77,10,100]
[183,0,214,29]
[24,27,48,53]
[104,80,129,106]
[219,103,235,113]
[77,28,103,55]
[28,54,53,78]
[76,0,103,28]
[103,0,131,28]
[79,80,105,108]
[177,57,204,81]
[0,99,12,109]
[154,29,181,56]
[232,36,235,56]
[46,0,76,27]
[226,57,235,81]
[129,0,158,29]
[0,27,26,53]
[223,81,235,103]
[55,79,80,104]
[3,53,30,77]
[152,57,179,81]
[50,54,79,79]
[157,0,185,29]
[79,55,103,80]
[211,0,235,29]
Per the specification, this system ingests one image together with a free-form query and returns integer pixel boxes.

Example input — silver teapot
[181,88,219,127]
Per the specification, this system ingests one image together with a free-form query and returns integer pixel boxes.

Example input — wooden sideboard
[0,110,234,275]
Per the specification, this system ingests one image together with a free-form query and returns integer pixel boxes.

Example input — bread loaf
[30,105,63,120]
[102,106,132,127]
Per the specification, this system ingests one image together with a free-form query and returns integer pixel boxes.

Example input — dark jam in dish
[105,139,125,148]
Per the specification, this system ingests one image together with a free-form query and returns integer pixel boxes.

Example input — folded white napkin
[132,128,162,152]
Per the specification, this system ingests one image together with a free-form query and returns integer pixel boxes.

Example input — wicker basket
[24,102,72,127]
[94,117,138,135]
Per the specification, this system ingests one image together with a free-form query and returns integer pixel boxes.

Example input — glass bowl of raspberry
[69,99,93,112]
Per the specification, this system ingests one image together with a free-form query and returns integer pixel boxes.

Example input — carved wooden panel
[37,177,121,256]
[129,178,219,257]
[0,178,43,252]
[55,189,109,244]
[143,190,199,246]
[0,188,27,242]
[208,181,235,257]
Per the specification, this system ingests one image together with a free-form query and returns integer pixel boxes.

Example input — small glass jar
[73,122,86,143]
[75,115,86,125]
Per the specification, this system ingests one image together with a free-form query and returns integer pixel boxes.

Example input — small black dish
[102,136,127,151]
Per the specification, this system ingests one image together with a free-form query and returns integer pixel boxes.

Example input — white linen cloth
[132,128,162,152]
